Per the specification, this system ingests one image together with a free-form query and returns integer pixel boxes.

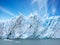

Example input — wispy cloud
[0,6,15,17]
[31,0,48,18]
[31,0,37,4]
[52,8,56,15]
[32,0,47,12]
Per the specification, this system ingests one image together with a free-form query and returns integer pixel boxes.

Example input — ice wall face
[0,14,60,39]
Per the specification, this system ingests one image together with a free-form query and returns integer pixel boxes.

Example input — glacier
[0,14,60,39]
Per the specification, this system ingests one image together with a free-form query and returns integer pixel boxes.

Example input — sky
[0,0,60,20]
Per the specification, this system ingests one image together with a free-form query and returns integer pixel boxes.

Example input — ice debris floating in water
[0,14,60,39]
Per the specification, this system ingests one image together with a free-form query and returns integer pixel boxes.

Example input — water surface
[0,39,60,45]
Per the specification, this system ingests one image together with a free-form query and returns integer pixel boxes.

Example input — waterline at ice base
[0,14,60,39]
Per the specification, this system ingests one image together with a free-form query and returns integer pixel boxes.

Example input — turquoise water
[0,39,60,45]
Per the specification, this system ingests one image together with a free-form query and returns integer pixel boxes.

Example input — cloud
[32,0,43,5]
[31,0,37,4]
[32,0,47,11]
[0,6,15,17]
[52,8,56,15]
[31,0,48,18]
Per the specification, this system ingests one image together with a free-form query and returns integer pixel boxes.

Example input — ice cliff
[0,14,60,39]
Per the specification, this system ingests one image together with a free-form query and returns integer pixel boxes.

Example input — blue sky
[48,0,60,16]
[0,0,60,20]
